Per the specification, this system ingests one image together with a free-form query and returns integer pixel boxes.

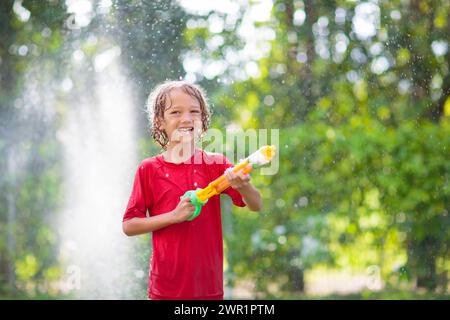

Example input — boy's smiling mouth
[175,127,196,138]
[177,127,194,133]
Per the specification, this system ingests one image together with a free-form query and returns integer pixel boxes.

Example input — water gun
[181,145,276,220]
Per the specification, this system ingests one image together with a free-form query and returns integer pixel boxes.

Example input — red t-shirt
[122,149,246,300]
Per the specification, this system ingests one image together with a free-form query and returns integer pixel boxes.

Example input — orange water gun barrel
[196,160,254,202]
[197,145,276,202]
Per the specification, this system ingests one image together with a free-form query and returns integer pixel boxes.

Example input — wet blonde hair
[146,80,211,149]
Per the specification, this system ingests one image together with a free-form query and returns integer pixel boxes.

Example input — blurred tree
[0,0,68,296]
[112,0,188,134]
[1,0,448,299]
[0,0,189,298]
[182,0,449,295]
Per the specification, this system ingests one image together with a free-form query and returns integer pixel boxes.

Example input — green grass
[286,289,450,300]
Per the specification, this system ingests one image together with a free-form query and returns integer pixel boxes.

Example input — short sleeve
[220,155,246,208]
[122,164,153,221]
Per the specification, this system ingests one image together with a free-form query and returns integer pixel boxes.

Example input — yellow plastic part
[195,145,276,202]
[196,161,252,202]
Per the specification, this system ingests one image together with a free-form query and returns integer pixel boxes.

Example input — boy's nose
[181,112,193,122]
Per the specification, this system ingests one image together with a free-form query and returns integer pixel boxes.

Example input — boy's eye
[191,110,200,113]
[170,111,180,114]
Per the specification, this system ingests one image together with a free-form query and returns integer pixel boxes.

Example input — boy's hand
[224,164,252,191]
[171,196,196,223]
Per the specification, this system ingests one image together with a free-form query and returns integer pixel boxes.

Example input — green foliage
[224,115,449,296]
[1,0,449,299]
[213,0,450,296]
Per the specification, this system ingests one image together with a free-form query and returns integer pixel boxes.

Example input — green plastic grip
[181,188,208,221]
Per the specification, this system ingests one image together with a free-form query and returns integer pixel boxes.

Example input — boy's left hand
[224,164,252,191]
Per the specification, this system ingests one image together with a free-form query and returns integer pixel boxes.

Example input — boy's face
[160,88,203,146]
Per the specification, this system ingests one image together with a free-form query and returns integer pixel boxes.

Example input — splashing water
[58,46,142,299]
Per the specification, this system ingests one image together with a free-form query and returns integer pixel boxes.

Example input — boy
[122,80,262,300]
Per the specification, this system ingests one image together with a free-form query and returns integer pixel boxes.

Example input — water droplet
[278,236,287,245]
[298,197,308,207]
[275,198,286,208]
[134,270,145,279]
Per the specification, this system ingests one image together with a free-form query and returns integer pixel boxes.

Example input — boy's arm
[237,183,263,212]
[224,167,262,212]
[122,197,196,236]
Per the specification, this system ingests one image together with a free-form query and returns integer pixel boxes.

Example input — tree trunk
[287,265,305,293]
[6,149,17,295]
[408,235,438,291]
[302,0,317,116]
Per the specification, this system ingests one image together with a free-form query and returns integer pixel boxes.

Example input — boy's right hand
[171,196,196,223]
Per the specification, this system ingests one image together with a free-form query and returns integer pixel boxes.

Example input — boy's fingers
[225,168,235,180]
[181,196,191,204]
[237,171,250,181]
